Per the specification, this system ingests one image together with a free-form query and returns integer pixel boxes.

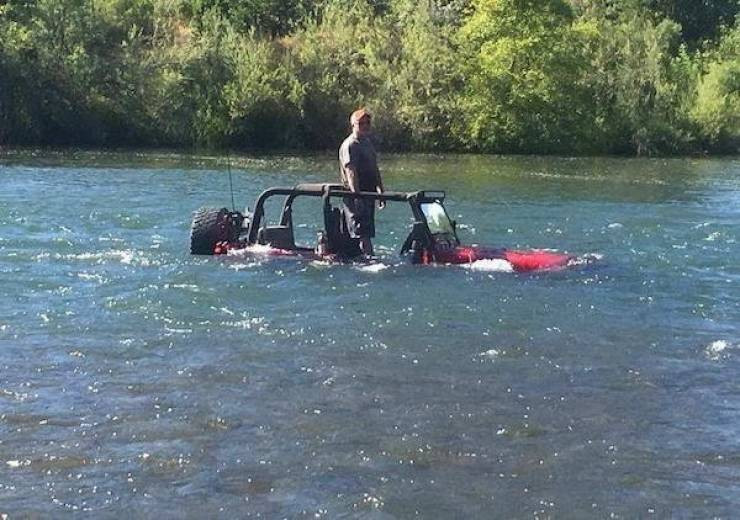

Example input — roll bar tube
[245,184,446,245]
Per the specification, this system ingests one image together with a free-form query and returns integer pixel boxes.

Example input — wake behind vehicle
[190,183,576,271]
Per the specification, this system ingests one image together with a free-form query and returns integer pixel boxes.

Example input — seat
[257,225,295,249]
[324,207,342,252]
[323,205,361,258]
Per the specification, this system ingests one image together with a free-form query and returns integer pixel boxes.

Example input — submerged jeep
[190,183,575,271]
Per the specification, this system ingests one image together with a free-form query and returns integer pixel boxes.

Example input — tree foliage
[690,22,740,150]
[0,0,737,154]
[456,0,598,153]
[643,0,738,45]
[184,0,314,37]
[583,9,691,154]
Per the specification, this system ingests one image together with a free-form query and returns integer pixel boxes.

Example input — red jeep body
[190,183,574,272]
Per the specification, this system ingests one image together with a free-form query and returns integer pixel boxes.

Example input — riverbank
[2,146,738,174]
[1,1,738,156]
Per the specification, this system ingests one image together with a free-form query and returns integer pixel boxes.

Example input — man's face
[352,116,371,137]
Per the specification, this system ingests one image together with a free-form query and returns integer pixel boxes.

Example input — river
[0,149,738,517]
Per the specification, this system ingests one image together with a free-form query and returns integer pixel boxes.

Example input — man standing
[338,108,385,256]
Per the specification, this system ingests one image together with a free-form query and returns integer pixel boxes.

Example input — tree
[185,0,315,37]
[378,0,463,149]
[569,0,738,47]
[582,8,697,154]
[292,1,383,148]
[456,0,598,153]
[644,0,738,46]
[690,23,740,151]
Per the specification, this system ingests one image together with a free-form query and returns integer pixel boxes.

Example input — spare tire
[190,207,240,255]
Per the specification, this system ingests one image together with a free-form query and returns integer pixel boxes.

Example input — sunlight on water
[705,340,733,361]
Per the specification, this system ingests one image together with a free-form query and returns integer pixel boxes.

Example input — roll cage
[244,183,459,257]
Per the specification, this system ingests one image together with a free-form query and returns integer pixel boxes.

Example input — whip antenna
[227,151,236,211]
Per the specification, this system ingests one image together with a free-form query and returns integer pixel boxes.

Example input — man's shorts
[342,197,375,239]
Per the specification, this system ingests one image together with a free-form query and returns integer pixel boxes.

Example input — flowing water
[0,150,738,517]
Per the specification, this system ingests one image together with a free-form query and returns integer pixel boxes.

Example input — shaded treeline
[0,0,737,155]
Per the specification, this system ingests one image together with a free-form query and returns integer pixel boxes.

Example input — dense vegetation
[0,0,737,155]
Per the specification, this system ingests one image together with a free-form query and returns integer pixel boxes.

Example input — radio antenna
[226,150,236,211]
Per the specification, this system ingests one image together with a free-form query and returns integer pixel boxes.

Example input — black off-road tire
[190,207,233,255]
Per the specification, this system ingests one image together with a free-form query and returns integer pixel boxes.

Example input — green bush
[455,0,599,153]
[0,0,736,154]
[222,28,304,148]
[378,0,463,150]
[582,7,697,154]
[184,0,315,37]
[690,23,740,151]
[291,1,386,149]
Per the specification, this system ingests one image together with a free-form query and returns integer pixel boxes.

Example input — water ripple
[0,155,738,516]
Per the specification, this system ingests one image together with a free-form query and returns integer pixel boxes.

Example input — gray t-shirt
[339,134,380,192]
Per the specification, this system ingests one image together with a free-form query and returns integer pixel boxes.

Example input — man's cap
[350,108,371,123]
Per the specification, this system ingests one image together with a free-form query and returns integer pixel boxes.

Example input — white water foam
[222,316,266,330]
[55,250,153,266]
[227,262,261,271]
[1,388,34,402]
[229,244,276,256]
[705,340,733,360]
[166,283,199,291]
[77,272,108,284]
[6,459,31,468]
[163,327,193,335]
[457,223,476,234]
[355,263,389,273]
[705,232,722,242]
[309,259,334,269]
[568,253,603,267]
[463,259,514,272]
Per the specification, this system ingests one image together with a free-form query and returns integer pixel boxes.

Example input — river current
[0,150,738,517]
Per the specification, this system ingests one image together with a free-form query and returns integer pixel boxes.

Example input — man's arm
[345,164,361,193]
[340,140,361,193]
